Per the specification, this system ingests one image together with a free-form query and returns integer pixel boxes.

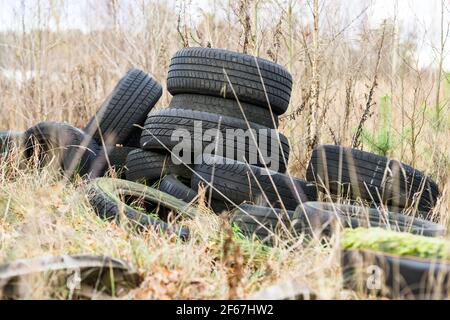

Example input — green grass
[342,228,450,260]
[361,95,395,156]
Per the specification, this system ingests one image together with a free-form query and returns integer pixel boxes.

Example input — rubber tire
[125,149,191,184]
[158,174,230,214]
[140,108,290,172]
[122,127,143,148]
[108,147,135,171]
[167,47,292,115]
[85,69,162,146]
[306,145,440,213]
[370,204,431,221]
[24,121,97,175]
[342,249,450,299]
[0,131,24,153]
[231,204,333,241]
[64,138,100,178]
[87,146,137,178]
[159,175,197,203]
[302,202,444,237]
[191,155,317,210]
[87,178,190,239]
[169,94,279,129]
[66,144,138,179]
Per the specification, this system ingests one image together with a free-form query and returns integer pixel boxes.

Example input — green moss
[341,228,450,260]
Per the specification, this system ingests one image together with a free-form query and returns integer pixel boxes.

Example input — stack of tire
[124,47,317,213]
[231,144,443,243]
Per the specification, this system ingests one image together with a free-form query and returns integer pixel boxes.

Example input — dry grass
[0,151,342,299]
[0,0,449,299]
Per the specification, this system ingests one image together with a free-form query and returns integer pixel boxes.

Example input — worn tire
[63,138,100,178]
[141,108,290,172]
[108,146,135,168]
[342,249,450,299]
[0,131,24,153]
[169,94,278,129]
[370,204,431,221]
[306,145,440,213]
[303,202,444,237]
[191,155,316,210]
[86,146,137,178]
[125,149,191,184]
[122,127,143,148]
[167,48,292,115]
[158,174,230,214]
[231,204,333,241]
[87,178,191,239]
[24,121,97,176]
[159,175,197,203]
[66,144,138,179]
[85,69,162,146]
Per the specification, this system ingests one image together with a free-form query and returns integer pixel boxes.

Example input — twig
[307,0,320,150]
[352,22,387,148]
[233,0,252,54]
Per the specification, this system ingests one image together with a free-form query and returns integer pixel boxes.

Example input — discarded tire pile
[0,47,446,298]
[125,47,315,214]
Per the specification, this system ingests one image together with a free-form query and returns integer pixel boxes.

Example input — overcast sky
[0,0,449,69]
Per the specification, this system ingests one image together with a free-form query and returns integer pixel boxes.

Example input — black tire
[64,138,100,178]
[302,202,444,237]
[108,146,135,170]
[87,146,137,178]
[125,149,191,184]
[342,249,450,299]
[0,131,24,153]
[306,145,440,213]
[66,144,138,179]
[191,155,317,210]
[231,204,333,241]
[159,175,197,203]
[167,47,292,115]
[140,108,290,172]
[24,121,97,175]
[85,69,162,146]
[122,126,143,148]
[87,178,191,239]
[158,174,230,214]
[169,94,279,129]
[370,204,431,221]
